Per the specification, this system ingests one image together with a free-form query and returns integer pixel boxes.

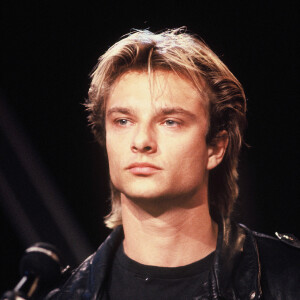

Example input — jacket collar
[89,226,124,299]
[210,218,262,299]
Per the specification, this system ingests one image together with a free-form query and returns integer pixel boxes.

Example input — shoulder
[240,224,300,299]
[253,230,300,269]
[46,226,124,299]
[238,223,300,258]
[45,253,96,300]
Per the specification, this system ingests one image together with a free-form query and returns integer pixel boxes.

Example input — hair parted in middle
[86,27,247,228]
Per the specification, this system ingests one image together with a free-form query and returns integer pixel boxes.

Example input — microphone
[1,242,66,300]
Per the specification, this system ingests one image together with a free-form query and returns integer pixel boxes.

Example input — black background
[0,0,299,293]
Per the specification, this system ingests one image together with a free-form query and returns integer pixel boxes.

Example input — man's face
[105,71,213,205]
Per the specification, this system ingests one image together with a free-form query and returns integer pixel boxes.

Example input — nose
[131,124,157,154]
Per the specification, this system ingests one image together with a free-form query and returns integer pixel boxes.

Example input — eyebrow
[106,107,133,117]
[106,106,197,119]
[160,107,196,119]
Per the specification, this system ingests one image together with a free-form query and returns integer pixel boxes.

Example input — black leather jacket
[47,219,300,299]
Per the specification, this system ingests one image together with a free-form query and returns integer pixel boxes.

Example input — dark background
[0,0,299,294]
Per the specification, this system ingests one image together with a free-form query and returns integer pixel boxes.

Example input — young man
[48,29,299,299]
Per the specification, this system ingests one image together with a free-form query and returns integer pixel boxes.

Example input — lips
[126,162,162,175]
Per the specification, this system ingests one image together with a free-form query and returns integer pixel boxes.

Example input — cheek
[181,149,208,171]
[176,132,208,158]
[106,137,120,170]
[106,134,130,175]
[167,138,209,174]
[106,149,122,187]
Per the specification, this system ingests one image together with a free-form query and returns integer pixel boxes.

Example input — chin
[119,178,164,197]
[122,189,163,201]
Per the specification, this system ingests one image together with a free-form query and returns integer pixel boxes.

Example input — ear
[207,130,229,170]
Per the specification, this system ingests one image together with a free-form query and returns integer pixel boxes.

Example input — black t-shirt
[107,243,214,300]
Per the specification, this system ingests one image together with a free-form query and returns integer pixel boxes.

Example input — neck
[121,193,218,267]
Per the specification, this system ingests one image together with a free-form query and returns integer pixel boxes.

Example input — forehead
[107,70,209,113]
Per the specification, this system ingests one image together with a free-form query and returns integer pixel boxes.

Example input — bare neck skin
[121,189,218,267]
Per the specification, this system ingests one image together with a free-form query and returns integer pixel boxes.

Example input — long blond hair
[86,28,247,228]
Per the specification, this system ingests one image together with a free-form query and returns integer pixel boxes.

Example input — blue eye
[118,119,128,125]
[165,119,178,126]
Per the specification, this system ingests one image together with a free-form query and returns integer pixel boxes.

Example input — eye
[114,118,133,127]
[117,119,128,125]
[164,119,180,127]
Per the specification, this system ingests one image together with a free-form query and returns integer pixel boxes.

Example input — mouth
[126,163,162,176]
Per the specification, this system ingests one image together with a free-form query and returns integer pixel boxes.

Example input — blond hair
[86,28,247,228]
